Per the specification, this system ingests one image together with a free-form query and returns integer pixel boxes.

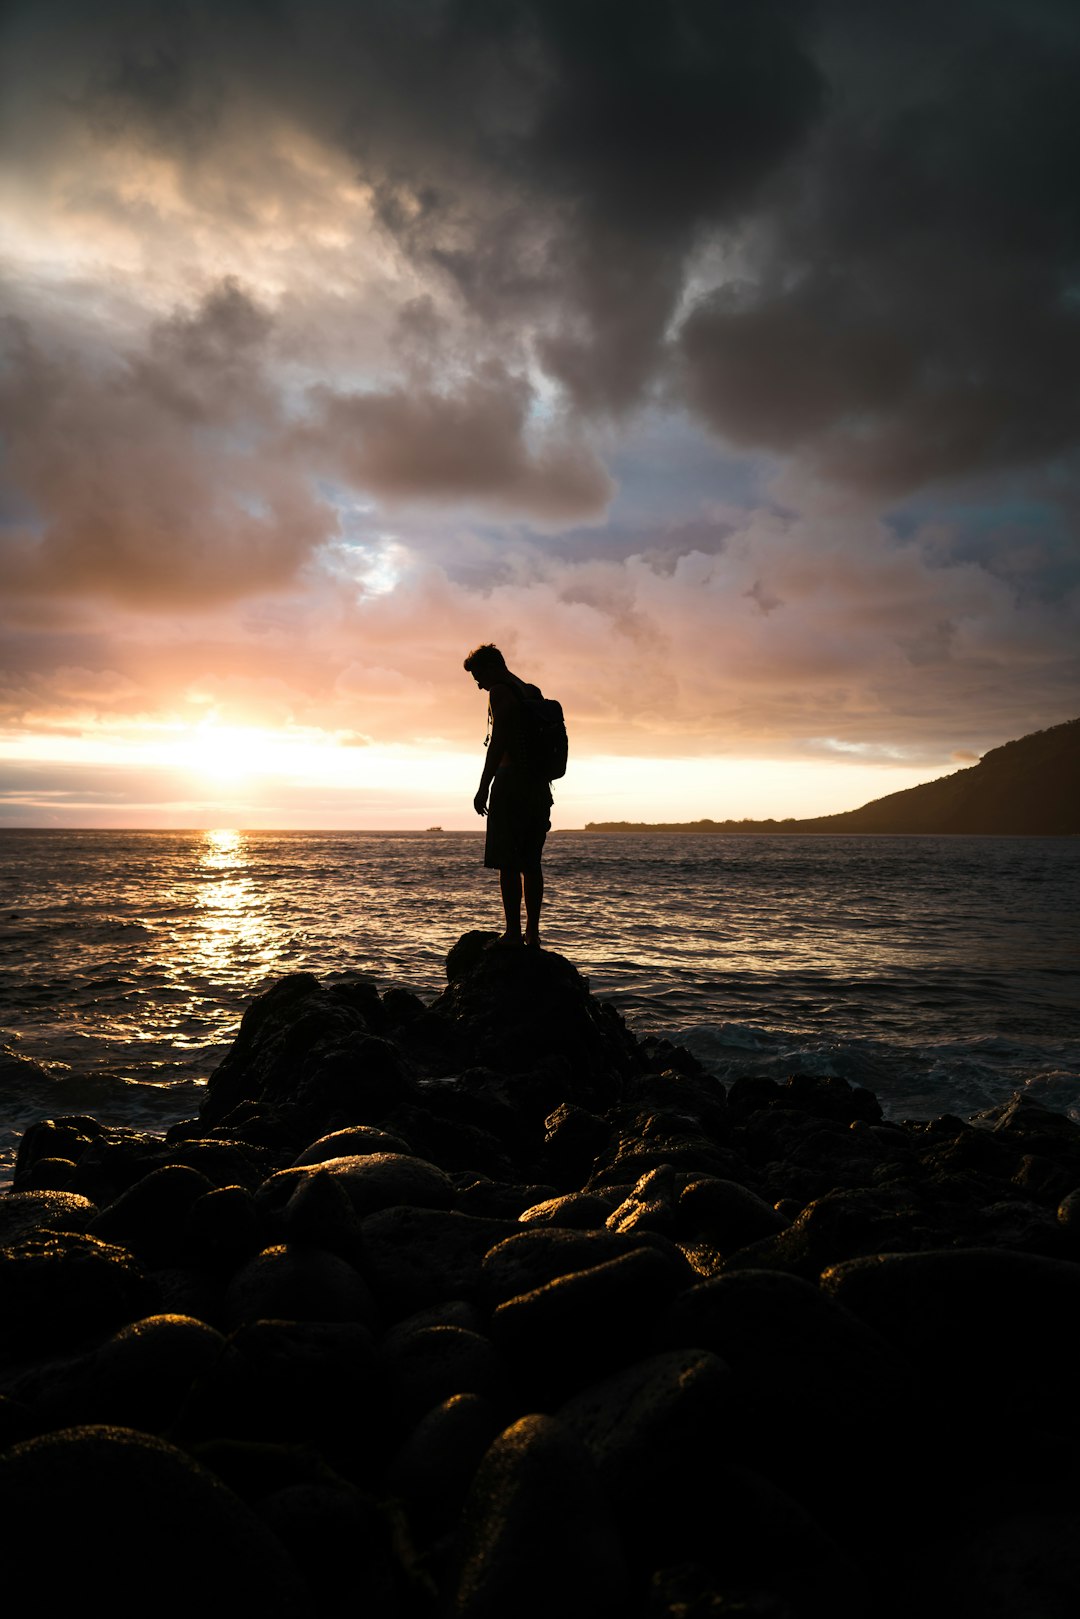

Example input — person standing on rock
[464,643,553,949]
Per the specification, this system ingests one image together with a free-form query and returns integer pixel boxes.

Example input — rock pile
[3,933,1080,1617]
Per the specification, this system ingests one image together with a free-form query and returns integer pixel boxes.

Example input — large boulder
[0,1229,154,1357]
[199,973,417,1134]
[431,938,642,1106]
[0,1425,311,1616]
[449,1413,630,1618]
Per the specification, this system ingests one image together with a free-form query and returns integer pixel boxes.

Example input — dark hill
[798,716,1080,834]
[585,716,1080,835]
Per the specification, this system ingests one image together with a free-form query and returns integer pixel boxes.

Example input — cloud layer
[1,0,1078,812]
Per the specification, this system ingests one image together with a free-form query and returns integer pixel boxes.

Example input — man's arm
[474,684,513,816]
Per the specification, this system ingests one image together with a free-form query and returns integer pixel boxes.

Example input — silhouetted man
[464,642,552,948]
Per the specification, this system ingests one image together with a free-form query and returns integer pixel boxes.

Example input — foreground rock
[4,931,1080,1617]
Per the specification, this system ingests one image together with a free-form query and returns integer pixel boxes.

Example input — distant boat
[425,825,443,832]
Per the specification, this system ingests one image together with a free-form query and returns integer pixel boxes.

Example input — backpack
[521,691,568,782]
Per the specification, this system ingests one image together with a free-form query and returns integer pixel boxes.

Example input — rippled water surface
[2,828,1078,1182]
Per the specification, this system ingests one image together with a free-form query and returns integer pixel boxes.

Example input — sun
[177,721,282,784]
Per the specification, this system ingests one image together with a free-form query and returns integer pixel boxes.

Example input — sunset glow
[2,1,1077,827]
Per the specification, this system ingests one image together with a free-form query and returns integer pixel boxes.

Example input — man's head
[464,643,507,689]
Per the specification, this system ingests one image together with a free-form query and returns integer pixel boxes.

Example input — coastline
[3,934,1080,1614]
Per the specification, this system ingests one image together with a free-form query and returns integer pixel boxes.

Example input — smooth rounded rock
[259,1481,398,1615]
[451,1413,630,1618]
[318,1152,456,1216]
[483,1226,689,1307]
[0,1425,311,1616]
[185,1183,260,1267]
[360,1206,519,1316]
[678,1175,789,1252]
[517,1192,613,1229]
[380,1323,509,1426]
[292,1126,411,1166]
[0,1189,97,1244]
[558,1348,735,1498]
[822,1246,1080,1427]
[222,1243,379,1330]
[13,1156,78,1191]
[88,1163,215,1262]
[282,1168,364,1260]
[13,1313,229,1435]
[0,1229,153,1356]
[384,1392,503,1536]
[228,1318,387,1468]
[491,1245,684,1400]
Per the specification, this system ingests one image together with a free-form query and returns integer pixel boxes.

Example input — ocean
[1,827,1078,1188]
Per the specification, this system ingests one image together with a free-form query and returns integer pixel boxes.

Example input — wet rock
[147,1262,224,1326]
[648,1565,795,1618]
[176,1319,387,1476]
[541,1103,613,1189]
[490,1245,684,1401]
[677,1175,789,1253]
[984,1093,1080,1152]
[12,1114,103,1187]
[359,1206,519,1318]
[383,1391,503,1541]
[381,983,425,1027]
[605,1164,682,1236]
[9,1312,229,1437]
[258,1480,399,1617]
[88,1163,216,1263]
[315,1152,456,1217]
[15,1155,79,1190]
[1011,1151,1076,1202]
[557,1349,736,1509]
[292,1125,411,1165]
[199,972,417,1132]
[384,1299,485,1337]
[451,1173,558,1219]
[449,1412,630,1618]
[0,1188,97,1243]
[822,1246,1080,1438]
[639,1464,868,1618]
[431,942,639,1104]
[0,1424,311,1616]
[280,1168,365,1262]
[380,1322,510,1426]
[385,1094,519,1181]
[660,1268,917,1527]
[185,1183,261,1268]
[1057,1185,1080,1238]
[906,1506,1080,1619]
[724,1185,936,1277]
[586,1103,745,1192]
[222,1243,380,1330]
[968,1196,1067,1255]
[518,1191,614,1228]
[0,1229,153,1357]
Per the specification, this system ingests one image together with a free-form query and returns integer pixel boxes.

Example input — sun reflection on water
[189,828,279,989]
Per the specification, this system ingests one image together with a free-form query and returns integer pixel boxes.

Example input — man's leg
[523,863,543,948]
[498,867,523,943]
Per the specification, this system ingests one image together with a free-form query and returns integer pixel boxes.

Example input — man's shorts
[484,768,552,871]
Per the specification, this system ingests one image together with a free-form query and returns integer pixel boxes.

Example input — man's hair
[463,643,507,679]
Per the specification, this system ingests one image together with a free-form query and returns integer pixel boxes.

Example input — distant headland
[585,716,1080,836]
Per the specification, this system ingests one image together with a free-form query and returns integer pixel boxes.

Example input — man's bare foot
[485,932,523,949]
[524,929,541,949]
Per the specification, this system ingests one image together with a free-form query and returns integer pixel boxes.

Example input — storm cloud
[1,0,1078,810]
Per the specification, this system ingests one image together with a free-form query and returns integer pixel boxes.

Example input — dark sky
[1,0,1078,822]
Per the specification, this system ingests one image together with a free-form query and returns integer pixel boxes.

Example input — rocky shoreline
[2,934,1079,1617]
